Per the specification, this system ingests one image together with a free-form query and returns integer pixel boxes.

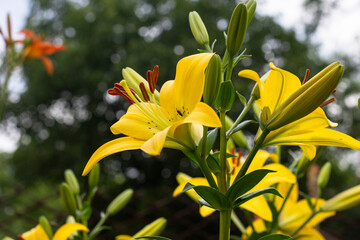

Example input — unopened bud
[259,106,271,130]
[266,62,344,131]
[321,185,360,212]
[227,3,248,57]
[39,216,53,239]
[60,183,77,216]
[132,218,167,238]
[246,0,257,24]
[189,11,209,47]
[88,163,100,189]
[106,188,133,216]
[215,80,235,111]
[203,54,222,106]
[65,169,80,195]
[317,162,332,189]
[122,68,160,101]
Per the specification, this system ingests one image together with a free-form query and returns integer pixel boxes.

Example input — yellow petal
[111,103,162,140]
[20,225,49,240]
[53,223,89,240]
[182,102,221,128]
[83,137,144,176]
[274,182,299,210]
[173,177,208,202]
[299,144,317,160]
[241,196,273,221]
[200,205,215,217]
[246,150,272,173]
[115,235,133,240]
[243,219,267,239]
[238,69,265,99]
[173,53,214,113]
[159,80,177,117]
[141,126,171,155]
[294,227,325,240]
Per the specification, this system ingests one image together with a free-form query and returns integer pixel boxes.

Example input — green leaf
[198,128,218,157]
[258,233,293,240]
[136,236,171,240]
[211,152,236,159]
[215,81,236,111]
[206,154,221,175]
[211,39,217,51]
[228,120,257,137]
[182,183,231,210]
[236,91,247,106]
[182,150,199,165]
[233,187,283,208]
[226,169,276,202]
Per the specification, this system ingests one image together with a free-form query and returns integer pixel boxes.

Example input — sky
[0,0,360,152]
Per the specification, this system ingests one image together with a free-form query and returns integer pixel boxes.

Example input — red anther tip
[332,89,337,94]
[139,82,150,102]
[302,69,310,85]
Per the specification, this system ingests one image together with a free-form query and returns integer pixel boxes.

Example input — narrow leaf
[233,187,283,208]
[226,169,276,202]
[228,120,257,137]
[207,154,221,175]
[182,151,199,165]
[198,128,218,157]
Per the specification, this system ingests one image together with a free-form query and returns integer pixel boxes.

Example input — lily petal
[182,102,221,128]
[53,223,89,240]
[241,196,273,221]
[159,80,177,117]
[83,137,144,176]
[20,225,49,240]
[115,235,133,240]
[40,57,53,75]
[294,227,325,240]
[173,53,214,113]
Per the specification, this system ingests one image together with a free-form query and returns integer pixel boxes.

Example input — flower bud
[65,169,80,195]
[225,115,249,150]
[317,162,331,190]
[39,215,53,239]
[266,62,344,131]
[189,11,209,47]
[215,80,235,111]
[122,67,160,101]
[88,163,100,189]
[203,54,222,106]
[60,182,77,216]
[259,106,271,130]
[132,217,167,238]
[246,0,257,25]
[226,3,248,57]
[106,188,133,216]
[320,185,360,212]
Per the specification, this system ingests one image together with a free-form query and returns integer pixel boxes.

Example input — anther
[108,82,135,104]
[139,82,150,102]
[320,97,336,108]
[236,152,242,167]
[147,65,159,94]
[302,69,310,85]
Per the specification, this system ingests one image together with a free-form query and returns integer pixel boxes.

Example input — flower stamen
[139,82,150,102]
[320,97,336,108]
[302,69,310,85]
[147,65,159,94]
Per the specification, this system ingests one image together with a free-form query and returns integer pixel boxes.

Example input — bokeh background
[1,0,360,239]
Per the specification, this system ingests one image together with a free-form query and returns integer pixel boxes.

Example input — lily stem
[219,110,228,193]
[219,209,232,240]
[226,95,255,139]
[231,211,247,236]
[234,128,270,182]
[0,65,13,122]
[290,210,319,236]
[225,56,234,81]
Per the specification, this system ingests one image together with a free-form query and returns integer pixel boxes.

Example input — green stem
[234,128,270,182]
[277,183,294,217]
[204,43,212,52]
[226,95,255,139]
[290,210,319,236]
[219,209,232,240]
[225,56,234,81]
[196,151,218,189]
[219,110,228,193]
[0,66,13,122]
[231,211,247,236]
[88,214,109,240]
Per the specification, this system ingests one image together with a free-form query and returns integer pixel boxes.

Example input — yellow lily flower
[173,150,296,221]
[18,223,88,240]
[243,182,335,240]
[83,53,221,175]
[239,63,360,159]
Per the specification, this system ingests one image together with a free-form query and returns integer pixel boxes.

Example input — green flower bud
[317,162,332,189]
[39,215,53,239]
[246,0,257,25]
[189,11,209,47]
[66,215,76,223]
[321,185,360,212]
[227,3,248,57]
[88,163,100,189]
[225,115,249,150]
[106,188,133,216]
[65,169,80,195]
[60,182,77,216]
[215,81,235,111]
[133,217,167,238]
[2,237,14,240]
[203,54,222,106]
[259,106,271,130]
[122,67,160,102]
[266,62,344,131]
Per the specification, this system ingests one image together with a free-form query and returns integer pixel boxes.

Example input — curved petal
[246,150,272,174]
[294,227,325,240]
[241,196,273,221]
[159,80,177,117]
[53,223,89,240]
[40,57,53,75]
[83,137,144,176]
[173,177,208,202]
[182,102,221,128]
[299,144,317,160]
[238,69,265,100]
[115,235,133,240]
[173,53,214,113]
[200,205,216,217]
[141,126,171,155]
[111,103,168,140]
[20,225,49,240]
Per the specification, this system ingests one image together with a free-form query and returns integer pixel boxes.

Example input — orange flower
[20,29,65,75]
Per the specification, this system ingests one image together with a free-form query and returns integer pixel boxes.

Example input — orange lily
[20,29,65,75]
